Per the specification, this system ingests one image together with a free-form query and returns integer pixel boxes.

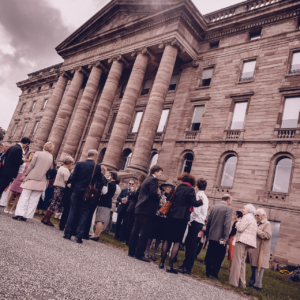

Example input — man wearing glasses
[115,180,135,243]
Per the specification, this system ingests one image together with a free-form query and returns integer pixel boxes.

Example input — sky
[0,0,242,130]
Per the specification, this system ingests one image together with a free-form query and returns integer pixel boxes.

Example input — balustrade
[277,129,296,139]
[226,130,241,139]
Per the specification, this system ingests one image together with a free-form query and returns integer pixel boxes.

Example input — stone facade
[4,0,300,264]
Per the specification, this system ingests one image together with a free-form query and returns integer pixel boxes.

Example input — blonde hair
[63,155,74,165]
[87,149,98,158]
[43,142,54,153]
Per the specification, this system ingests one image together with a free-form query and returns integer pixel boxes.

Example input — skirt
[95,206,111,223]
[10,173,24,194]
[47,186,65,213]
[149,216,167,240]
[228,235,236,261]
[163,218,188,243]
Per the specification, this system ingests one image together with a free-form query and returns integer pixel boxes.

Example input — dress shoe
[177,266,191,275]
[19,217,27,221]
[63,235,71,240]
[166,266,178,274]
[209,275,219,281]
[136,255,150,262]
[159,262,164,269]
[151,256,157,262]
[252,286,261,291]
[89,236,99,242]
[128,253,134,258]
[12,216,21,220]
[75,237,83,244]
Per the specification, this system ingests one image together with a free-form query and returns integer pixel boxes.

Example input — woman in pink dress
[4,151,35,214]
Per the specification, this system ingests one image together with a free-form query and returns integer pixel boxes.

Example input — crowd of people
[0,138,273,291]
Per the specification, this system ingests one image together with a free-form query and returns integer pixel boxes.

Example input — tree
[0,127,6,141]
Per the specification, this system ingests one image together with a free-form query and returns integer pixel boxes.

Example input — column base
[101,162,119,171]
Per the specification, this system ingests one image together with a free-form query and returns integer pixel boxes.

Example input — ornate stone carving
[158,38,186,53]
[108,55,129,67]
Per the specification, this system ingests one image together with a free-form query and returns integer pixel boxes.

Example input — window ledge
[237,79,254,85]
[195,86,211,90]
[214,186,232,194]
[267,191,289,202]
[285,72,300,78]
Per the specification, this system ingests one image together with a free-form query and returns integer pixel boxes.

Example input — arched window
[98,148,106,164]
[121,150,132,170]
[181,153,194,173]
[220,155,237,187]
[272,157,292,193]
[148,153,158,173]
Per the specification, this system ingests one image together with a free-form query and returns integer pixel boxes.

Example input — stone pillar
[128,43,178,173]
[102,50,150,170]
[80,56,126,161]
[59,63,106,159]
[33,72,69,151]
[48,67,86,157]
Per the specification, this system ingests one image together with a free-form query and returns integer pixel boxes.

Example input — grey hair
[3,142,10,147]
[87,149,98,158]
[63,155,74,165]
[244,204,256,216]
[256,208,267,218]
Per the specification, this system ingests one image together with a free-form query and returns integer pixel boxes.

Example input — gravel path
[0,210,245,300]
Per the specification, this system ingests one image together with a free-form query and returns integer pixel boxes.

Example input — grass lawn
[33,212,299,300]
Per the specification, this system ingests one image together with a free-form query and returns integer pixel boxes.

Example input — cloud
[0,0,72,130]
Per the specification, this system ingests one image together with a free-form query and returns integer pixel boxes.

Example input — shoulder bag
[46,156,57,180]
[159,186,177,215]
[83,163,98,204]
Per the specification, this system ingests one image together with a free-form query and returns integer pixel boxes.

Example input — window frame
[30,101,36,112]
[210,40,220,50]
[280,96,300,129]
[248,29,262,41]
[108,112,117,134]
[130,110,144,133]
[197,65,215,89]
[286,47,300,77]
[120,149,132,170]
[148,152,159,174]
[32,121,39,136]
[41,99,48,111]
[11,123,18,137]
[168,73,180,93]
[157,108,170,133]
[119,82,127,99]
[140,78,153,96]
[21,122,28,137]
[180,152,194,174]
[220,154,238,187]
[20,103,26,114]
[238,57,258,84]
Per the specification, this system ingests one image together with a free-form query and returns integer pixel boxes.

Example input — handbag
[159,186,177,215]
[46,156,57,180]
[83,163,98,204]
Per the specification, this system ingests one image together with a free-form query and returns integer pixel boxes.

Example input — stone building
[3,0,300,264]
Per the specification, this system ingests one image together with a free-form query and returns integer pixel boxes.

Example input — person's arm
[236,214,251,233]
[190,191,203,207]
[106,182,116,198]
[70,163,80,186]
[222,208,232,242]
[206,213,212,239]
[117,190,124,203]
[63,168,70,185]
[20,152,38,180]
[257,222,272,240]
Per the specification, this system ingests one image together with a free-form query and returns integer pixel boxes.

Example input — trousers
[15,189,42,219]
[0,176,12,197]
[182,221,203,272]
[126,212,136,245]
[249,266,265,289]
[115,208,127,241]
[205,240,226,279]
[128,214,153,258]
[229,242,250,288]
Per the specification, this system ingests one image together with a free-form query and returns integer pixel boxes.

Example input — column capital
[131,47,158,68]
[108,55,129,67]
[88,61,108,73]
[77,66,89,77]
[158,38,185,53]
[60,71,72,80]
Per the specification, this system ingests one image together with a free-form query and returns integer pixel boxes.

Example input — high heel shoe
[166,266,178,274]
[4,210,9,214]
[89,236,99,241]
[159,262,164,269]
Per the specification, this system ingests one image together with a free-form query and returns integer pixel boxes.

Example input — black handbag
[46,156,57,180]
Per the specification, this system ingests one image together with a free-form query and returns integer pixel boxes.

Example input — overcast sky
[0,0,241,130]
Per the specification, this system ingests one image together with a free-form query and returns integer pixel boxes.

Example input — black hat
[160,181,174,190]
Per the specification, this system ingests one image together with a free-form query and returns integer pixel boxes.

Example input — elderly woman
[41,155,74,226]
[229,204,257,288]
[159,173,203,274]
[13,142,55,221]
[248,209,272,291]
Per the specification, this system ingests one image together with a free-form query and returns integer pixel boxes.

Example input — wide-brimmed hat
[160,181,174,190]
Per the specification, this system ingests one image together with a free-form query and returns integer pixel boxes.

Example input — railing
[206,9,235,23]
[185,131,198,140]
[226,130,241,139]
[127,133,137,140]
[277,129,296,139]
[247,0,279,11]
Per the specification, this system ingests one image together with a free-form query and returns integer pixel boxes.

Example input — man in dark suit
[128,165,163,261]
[115,180,135,242]
[0,137,30,196]
[205,194,233,280]
[64,149,106,243]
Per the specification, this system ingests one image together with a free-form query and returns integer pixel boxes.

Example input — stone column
[33,72,69,151]
[102,49,150,170]
[48,67,86,157]
[128,43,178,173]
[59,63,107,159]
[80,56,127,161]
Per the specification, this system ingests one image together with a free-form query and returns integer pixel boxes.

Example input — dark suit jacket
[206,202,232,242]
[0,144,23,180]
[135,175,160,217]
[98,181,116,209]
[70,159,105,194]
[167,184,203,220]
[117,188,132,214]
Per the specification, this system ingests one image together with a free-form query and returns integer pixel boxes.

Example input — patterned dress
[47,186,65,213]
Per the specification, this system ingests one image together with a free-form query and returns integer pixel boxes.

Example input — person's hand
[160,199,163,204]
[122,198,127,204]
[188,222,191,226]
[67,183,71,188]
[130,186,135,192]
[20,176,26,182]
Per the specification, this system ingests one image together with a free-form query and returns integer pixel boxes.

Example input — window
[200,67,214,87]
[190,106,204,131]
[281,97,300,128]
[28,89,31,94]
[240,60,256,81]
[41,99,48,110]
[289,51,300,74]
[269,221,281,252]
[131,111,143,133]
[119,83,127,98]
[249,30,261,41]
[272,157,292,193]
[141,79,153,95]
[121,151,132,170]
[157,109,169,132]
[168,74,179,91]
[181,153,194,173]
[298,19,300,30]
[231,102,248,130]
[49,83,53,88]
[108,113,117,133]
[11,123,18,137]
[30,101,36,112]
[32,121,39,136]
[20,103,26,113]
[220,155,237,187]
[21,122,28,137]
[148,153,158,173]
[37,86,41,92]
[210,41,219,49]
